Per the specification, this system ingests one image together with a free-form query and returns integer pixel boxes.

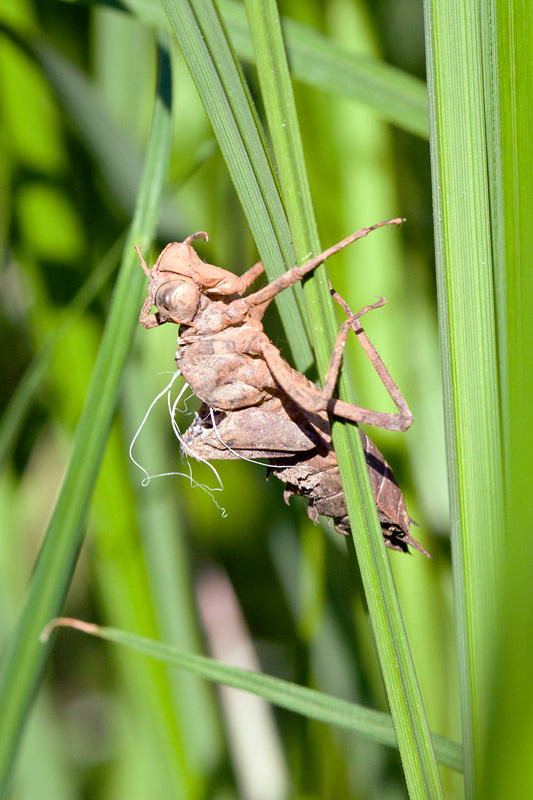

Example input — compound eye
[156,280,199,323]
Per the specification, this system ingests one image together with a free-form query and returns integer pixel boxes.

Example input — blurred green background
[0,0,460,798]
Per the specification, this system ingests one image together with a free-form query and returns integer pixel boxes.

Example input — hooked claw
[184,231,209,246]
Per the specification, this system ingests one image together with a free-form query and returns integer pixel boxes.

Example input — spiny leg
[254,295,412,432]
[261,283,413,431]
[329,284,412,428]
[222,219,403,326]
[321,297,387,401]
[236,218,403,313]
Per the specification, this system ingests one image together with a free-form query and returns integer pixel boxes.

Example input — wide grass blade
[480,3,533,798]
[0,47,173,794]
[43,618,464,774]
[423,0,504,796]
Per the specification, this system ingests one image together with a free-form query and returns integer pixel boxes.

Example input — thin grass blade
[0,47,173,794]
[161,0,314,370]
[43,618,464,774]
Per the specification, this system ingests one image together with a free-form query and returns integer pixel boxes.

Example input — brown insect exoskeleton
[137,220,428,556]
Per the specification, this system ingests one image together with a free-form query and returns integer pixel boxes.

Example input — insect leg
[139,294,165,329]
[329,284,413,429]
[236,218,403,313]
[256,319,412,432]
[135,244,151,277]
[321,297,387,401]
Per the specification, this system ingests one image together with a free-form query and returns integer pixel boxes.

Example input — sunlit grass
[1,0,530,797]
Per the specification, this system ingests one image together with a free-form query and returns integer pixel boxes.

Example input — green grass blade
[480,3,533,798]
[223,0,428,139]
[244,1,443,796]
[68,0,429,138]
[161,0,313,370]
[243,0,318,256]
[44,619,463,774]
[423,1,504,796]
[0,47,173,795]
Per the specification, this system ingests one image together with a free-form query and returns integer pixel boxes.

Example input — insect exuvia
[137,221,428,556]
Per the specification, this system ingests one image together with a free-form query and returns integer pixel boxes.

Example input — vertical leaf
[482,2,533,798]
[0,46,174,794]
[423,0,504,795]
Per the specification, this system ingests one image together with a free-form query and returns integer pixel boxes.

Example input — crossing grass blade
[64,0,428,138]
[42,618,464,774]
